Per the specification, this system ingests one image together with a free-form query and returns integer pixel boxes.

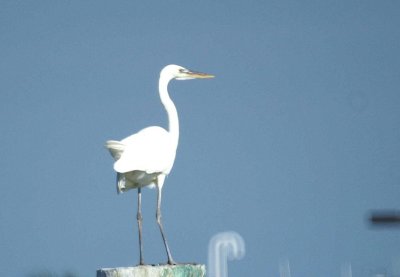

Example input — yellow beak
[186,70,215,79]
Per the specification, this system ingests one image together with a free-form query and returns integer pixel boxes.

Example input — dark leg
[137,187,144,265]
[155,183,176,265]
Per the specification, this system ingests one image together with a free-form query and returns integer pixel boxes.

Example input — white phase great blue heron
[105,64,214,265]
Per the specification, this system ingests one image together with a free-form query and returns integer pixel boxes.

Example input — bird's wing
[114,126,176,174]
[105,140,125,160]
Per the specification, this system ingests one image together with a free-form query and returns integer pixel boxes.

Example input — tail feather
[105,140,125,160]
[116,172,139,193]
[116,173,126,194]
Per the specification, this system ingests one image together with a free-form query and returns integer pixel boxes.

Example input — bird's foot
[158,260,198,266]
[137,260,147,266]
[166,261,199,266]
[167,258,179,265]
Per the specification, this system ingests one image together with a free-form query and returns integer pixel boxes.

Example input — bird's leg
[155,182,176,265]
[137,187,144,265]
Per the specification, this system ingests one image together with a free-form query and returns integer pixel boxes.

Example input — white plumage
[105,64,214,265]
[106,126,176,192]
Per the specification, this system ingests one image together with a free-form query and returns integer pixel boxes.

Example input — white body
[105,64,213,193]
[104,64,213,264]
[105,126,176,192]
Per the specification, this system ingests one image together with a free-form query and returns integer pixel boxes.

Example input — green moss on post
[97,264,206,277]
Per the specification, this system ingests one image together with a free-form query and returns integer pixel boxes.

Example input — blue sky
[1,1,400,276]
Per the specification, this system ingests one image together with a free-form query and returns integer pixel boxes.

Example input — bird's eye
[179,68,187,73]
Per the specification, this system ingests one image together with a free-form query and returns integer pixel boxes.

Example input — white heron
[105,64,214,265]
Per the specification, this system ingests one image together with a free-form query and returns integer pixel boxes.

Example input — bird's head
[161,64,214,81]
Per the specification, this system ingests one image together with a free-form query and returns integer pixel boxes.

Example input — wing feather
[113,126,176,174]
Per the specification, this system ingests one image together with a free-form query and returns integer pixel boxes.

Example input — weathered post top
[97,264,206,277]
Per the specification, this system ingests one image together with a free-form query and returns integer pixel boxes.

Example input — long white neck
[159,76,179,149]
